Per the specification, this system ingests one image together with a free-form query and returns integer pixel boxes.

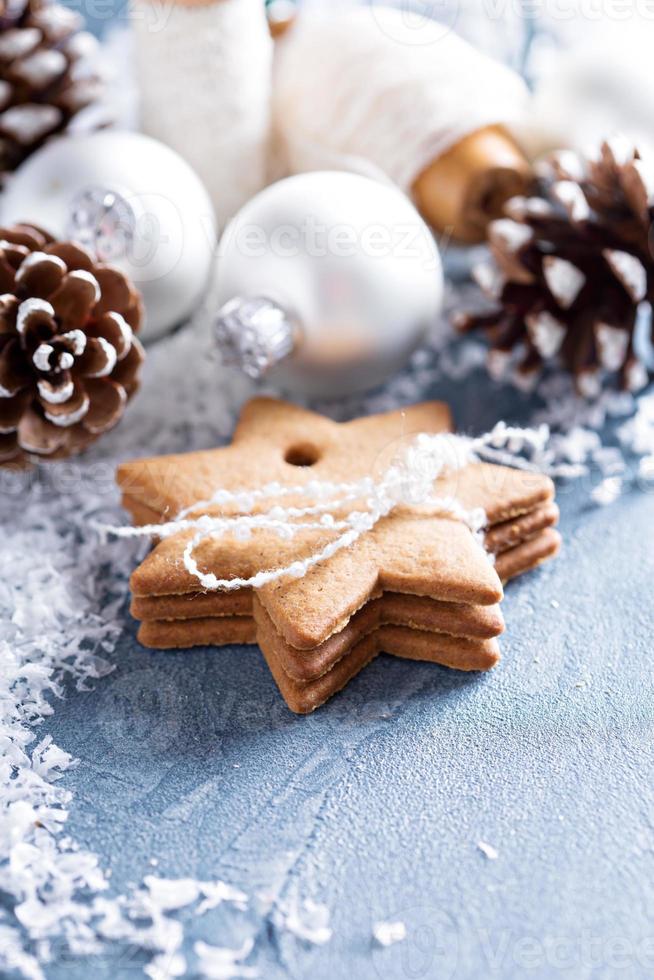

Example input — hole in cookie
[284,443,320,467]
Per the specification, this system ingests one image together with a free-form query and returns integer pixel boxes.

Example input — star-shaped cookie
[118,399,556,650]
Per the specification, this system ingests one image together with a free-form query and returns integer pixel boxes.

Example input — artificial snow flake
[619,392,654,455]
[373,920,407,947]
[591,477,624,506]
[638,455,654,484]
[143,876,202,912]
[196,880,248,915]
[592,447,625,477]
[273,898,332,946]
[0,924,45,980]
[625,360,649,393]
[477,841,499,860]
[194,938,258,980]
[144,951,187,980]
[0,526,118,975]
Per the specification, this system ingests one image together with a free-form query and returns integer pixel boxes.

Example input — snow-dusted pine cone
[458,140,654,397]
[0,0,104,178]
[0,223,144,466]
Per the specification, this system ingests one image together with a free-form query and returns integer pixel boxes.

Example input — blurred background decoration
[271,4,531,244]
[133,0,273,228]
[2,0,654,394]
[285,0,532,68]
[6,0,654,221]
[0,0,108,181]
[45,0,654,168]
[89,0,654,238]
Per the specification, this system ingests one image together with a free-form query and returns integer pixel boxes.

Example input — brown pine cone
[0,0,104,178]
[457,140,654,398]
[0,222,144,466]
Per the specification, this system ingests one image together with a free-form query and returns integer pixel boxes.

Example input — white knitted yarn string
[273,6,529,191]
[132,0,273,227]
[105,422,572,592]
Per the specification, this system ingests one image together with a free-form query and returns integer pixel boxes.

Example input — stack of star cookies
[117,399,560,713]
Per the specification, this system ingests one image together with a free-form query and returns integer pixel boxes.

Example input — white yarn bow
[106,422,573,592]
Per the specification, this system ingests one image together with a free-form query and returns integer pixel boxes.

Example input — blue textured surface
[39,367,654,980]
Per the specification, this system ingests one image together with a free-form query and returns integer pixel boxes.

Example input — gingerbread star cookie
[117,398,561,712]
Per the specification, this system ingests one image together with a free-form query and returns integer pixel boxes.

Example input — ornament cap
[66,185,136,262]
[214,296,297,379]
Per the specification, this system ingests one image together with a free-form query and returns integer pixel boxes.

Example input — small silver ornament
[0,131,216,342]
[213,171,444,397]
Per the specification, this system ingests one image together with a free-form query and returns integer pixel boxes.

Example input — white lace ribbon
[104,422,575,592]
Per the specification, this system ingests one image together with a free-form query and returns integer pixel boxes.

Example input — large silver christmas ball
[0,131,216,342]
[214,171,443,397]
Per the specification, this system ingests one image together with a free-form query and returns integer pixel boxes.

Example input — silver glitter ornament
[0,131,216,341]
[213,171,444,397]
